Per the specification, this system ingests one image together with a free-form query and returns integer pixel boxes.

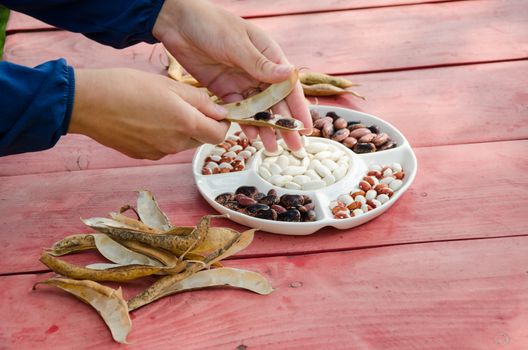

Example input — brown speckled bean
[331,128,350,142]
[342,137,358,148]
[314,117,333,129]
[322,123,335,138]
[349,128,371,139]
[358,133,377,143]
[372,133,389,146]
[333,118,347,130]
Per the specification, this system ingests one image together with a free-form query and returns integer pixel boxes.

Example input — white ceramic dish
[192,106,417,235]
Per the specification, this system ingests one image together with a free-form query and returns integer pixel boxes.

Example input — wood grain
[0,140,527,275]
[4,0,456,32]
[1,60,527,176]
[4,0,528,75]
[1,236,527,349]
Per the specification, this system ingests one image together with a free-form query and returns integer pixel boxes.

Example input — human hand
[68,68,229,160]
[153,0,312,152]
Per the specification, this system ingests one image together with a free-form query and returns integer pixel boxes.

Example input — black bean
[223,201,240,211]
[368,125,381,134]
[267,189,278,197]
[304,210,317,222]
[378,141,397,151]
[235,186,258,198]
[277,209,301,222]
[254,111,272,121]
[275,118,297,129]
[280,194,304,208]
[255,209,278,220]
[259,195,278,206]
[353,143,377,154]
[246,203,270,216]
[254,192,266,202]
[215,192,234,205]
[347,121,362,127]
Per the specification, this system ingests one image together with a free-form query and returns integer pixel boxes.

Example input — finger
[286,82,312,135]
[175,97,230,145]
[241,125,258,141]
[171,82,227,121]
[259,126,278,152]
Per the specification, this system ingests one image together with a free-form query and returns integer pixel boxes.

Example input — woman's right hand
[68,68,230,160]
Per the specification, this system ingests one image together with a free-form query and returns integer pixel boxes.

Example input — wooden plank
[4,1,456,32]
[0,236,527,349]
[1,60,527,176]
[0,140,527,274]
[4,0,528,75]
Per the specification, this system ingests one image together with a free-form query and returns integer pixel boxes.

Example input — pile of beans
[330,163,405,219]
[215,186,317,222]
[310,110,396,153]
[258,140,350,190]
[201,132,257,175]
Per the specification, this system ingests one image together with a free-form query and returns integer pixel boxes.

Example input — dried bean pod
[331,128,350,142]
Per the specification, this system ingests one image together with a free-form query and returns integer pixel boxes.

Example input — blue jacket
[0,0,164,156]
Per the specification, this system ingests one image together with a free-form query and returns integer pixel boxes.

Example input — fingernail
[214,104,228,117]
[275,64,294,75]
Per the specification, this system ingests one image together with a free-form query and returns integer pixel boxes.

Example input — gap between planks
[2,233,527,278]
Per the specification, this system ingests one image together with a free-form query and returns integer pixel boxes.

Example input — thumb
[238,42,294,84]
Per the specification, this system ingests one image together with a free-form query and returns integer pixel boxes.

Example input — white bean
[330,151,346,162]
[269,163,282,175]
[228,145,243,153]
[282,166,306,176]
[315,151,332,160]
[238,150,252,159]
[263,156,279,164]
[365,190,377,200]
[315,164,332,178]
[268,174,281,184]
[285,181,302,190]
[252,141,264,150]
[323,174,336,186]
[383,168,393,177]
[355,195,366,204]
[305,169,321,181]
[337,194,353,206]
[288,155,302,166]
[292,148,308,158]
[369,164,382,172]
[277,155,289,169]
[329,200,340,209]
[302,180,326,190]
[352,209,364,216]
[333,166,347,181]
[305,142,327,154]
[211,147,226,156]
[301,157,310,168]
[293,175,311,185]
[219,162,233,169]
[392,163,403,173]
[321,159,339,172]
[245,146,257,154]
[380,176,394,185]
[389,179,403,191]
[273,175,293,187]
[371,199,382,208]
[205,162,219,170]
[377,194,390,204]
[223,151,237,158]
[258,166,272,180]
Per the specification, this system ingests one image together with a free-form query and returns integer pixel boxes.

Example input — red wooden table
[1,1,527,349]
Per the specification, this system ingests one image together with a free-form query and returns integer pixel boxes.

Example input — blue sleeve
[1,0,165,48]
[0,59,75,156]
